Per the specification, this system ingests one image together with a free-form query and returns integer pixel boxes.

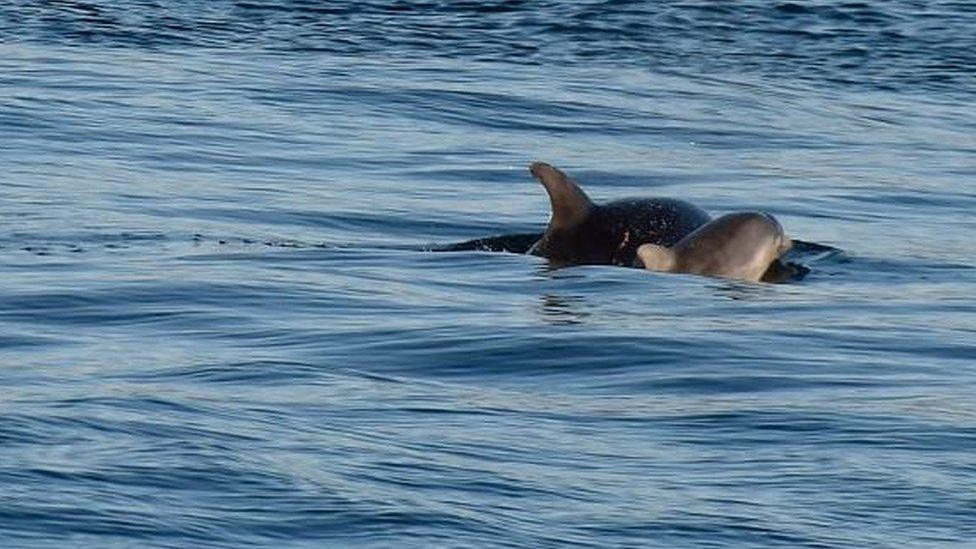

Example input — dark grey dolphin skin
[526,162,711,267]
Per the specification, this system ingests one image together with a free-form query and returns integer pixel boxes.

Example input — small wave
[2,1,973,93]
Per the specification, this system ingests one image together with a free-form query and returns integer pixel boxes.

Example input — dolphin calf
[637,212,792,282]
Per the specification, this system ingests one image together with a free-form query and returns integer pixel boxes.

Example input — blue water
[2,1,975,547]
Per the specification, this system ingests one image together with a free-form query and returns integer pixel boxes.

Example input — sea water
[1,2,975,547]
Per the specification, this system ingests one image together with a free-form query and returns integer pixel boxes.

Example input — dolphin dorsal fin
[529,162,594,229]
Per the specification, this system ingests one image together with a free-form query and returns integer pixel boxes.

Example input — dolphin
[528,162,711,267]
[637,212,792,282]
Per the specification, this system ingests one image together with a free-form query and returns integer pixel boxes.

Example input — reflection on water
[538,294,590,326]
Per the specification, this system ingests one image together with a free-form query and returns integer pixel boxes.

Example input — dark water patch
[2,1,975,94]
[115,359,329,385]
[0,333,65,350]
[630,374,885,395]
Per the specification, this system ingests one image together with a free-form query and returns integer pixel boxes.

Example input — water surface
[2,1,975,547]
